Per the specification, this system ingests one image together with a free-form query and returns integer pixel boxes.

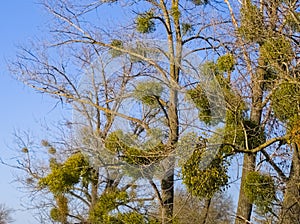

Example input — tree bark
[161,164,175,224]
[279,143,300,224]
[161,1,181,221]
[235,153,256,224]
[235,62,264,223]
[201,198,212,224]
[161,72,179,224]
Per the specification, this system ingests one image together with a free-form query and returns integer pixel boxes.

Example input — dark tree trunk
[161,80,179,224]
[279,143,300,224]
[235,63,264,223]
[235,154,256,224]
[161,165,175,224]
[201,198,212,224]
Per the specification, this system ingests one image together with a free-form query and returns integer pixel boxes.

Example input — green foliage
[110,39,123,57]
[222,85,245,116]
[288,119,300,145]
[187,61,221,125]
[106,130,166,168]
[215,74,246,149]
[244,171,276,214]
[49,157,59,169]
[285,12,300,32]
[182,146,229,199]
[260,36,293,66]
[271,82,300,122]
[187,84,212,125]
[239,2,264,42]
[262,66,278,90]
[214,69,265,151]
[216,54,235,73]
[50,208,60,222]
[182,23,193,36]
[116,212,146,224]
[171,6,180,21]
[219,76,265,150]
[222,110,245,149]
[105,130,130,153]
[56,194,68,214]
[136,11,155,33]
[223,112,265,151]
[201,61,232,89]
[198,60,264,151]
[39,152,90,194]
[200,61,219,76]
[134,81,164,107]
[50,194,68,222]
[88,190,129,223]
[123,143,165,166]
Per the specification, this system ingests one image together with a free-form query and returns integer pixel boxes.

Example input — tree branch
[26,84,151,131]
[224,136,288,154]
[260,149,288,181]
[148,178,163,207]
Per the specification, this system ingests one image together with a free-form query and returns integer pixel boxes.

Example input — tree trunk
[161,80,179,223]
[161,164,175,224]
[235,63,264,223]
[235,154,256,224]
[89,168,99,212]
[201,198,212,224]
[279,143,300,224]
[161,48,180,223]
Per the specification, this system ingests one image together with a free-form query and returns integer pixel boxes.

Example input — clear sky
[0,1,64,223]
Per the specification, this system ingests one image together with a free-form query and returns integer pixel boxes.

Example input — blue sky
[0,1,63,223]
